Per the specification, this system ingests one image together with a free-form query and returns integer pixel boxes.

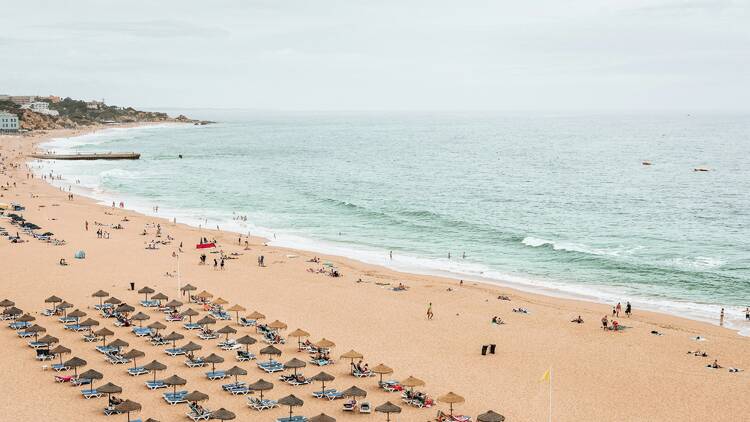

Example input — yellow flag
[540,369,550,383]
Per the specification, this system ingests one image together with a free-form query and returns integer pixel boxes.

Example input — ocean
[34,112,750,335]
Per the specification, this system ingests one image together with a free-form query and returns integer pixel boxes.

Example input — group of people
[351,359,370,374]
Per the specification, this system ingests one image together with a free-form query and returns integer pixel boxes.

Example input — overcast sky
[2,0,748,111]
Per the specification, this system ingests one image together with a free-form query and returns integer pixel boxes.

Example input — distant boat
[693,166,710,172]
[642,161,652,166]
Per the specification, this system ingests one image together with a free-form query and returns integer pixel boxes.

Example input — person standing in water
[746,307,749,320]
[720,308,725,326]
[625,302,632,317]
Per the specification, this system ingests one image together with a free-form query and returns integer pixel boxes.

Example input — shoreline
[1,124,748,421]
[31,124,749,336]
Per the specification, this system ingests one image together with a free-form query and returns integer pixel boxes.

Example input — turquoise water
[36,112,750,333]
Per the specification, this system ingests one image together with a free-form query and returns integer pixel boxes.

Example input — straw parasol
[80,318,99,329]
[131,312,150,327]
[311,371,335,392]
[96,382,123,402]
[151,292,168,307]
[180,284,197,298]
[144,419,159,422]
[247,311,265,321]
[196,290,213,300]
[268,320,287,330]
[226,365,247,384]
[138,286,155,300]
[26,324,46,342]
[164,331,184,347]
[438,392,465,416]
[288,328,310,351]
[68,309,86,324]
[64,356,87,377]
[181,308,199,323]
[94,327,114,345]
[114,399,141,422]
[278,394,304,420]
[116,303,135,314]
[144,360,167,383]
[197,316,216,327]
[37,334,59,345]
[309,414,336,422]
[477,410,505,422]
[260,345,282,362]
[204,353,224,373]
[183,390,209,402]
[314,338,335,350]
[164,299,183,309]
[3,306,22,318]
[341,350,364,374]
[248,378,274,400]
[104,297,122,305]
[401,375,425,390]
[148,321,166,333]
[372,364,393,383]
[210,408,235,420]
[50,344,70,365]
[182,341,202,353]
[217,325,237,342]
[163,374,187,396]
[341,385,367,398]
[17,313,35,323]
[375,401,402,422]
[92,290,109,307]
[123,349,145,369]
[78,369,103,390]
[236,335,256,353]
[284,358,307,376]
[0,299,15,308]
[109,338,129,351]
[213,297,228,306]
[227,304,246,324]
[45,295,63,310]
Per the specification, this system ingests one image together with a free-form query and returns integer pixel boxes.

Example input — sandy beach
[1,125,748,422]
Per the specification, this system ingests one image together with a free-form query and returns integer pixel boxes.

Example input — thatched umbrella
[17,313,35,323]
[438,392,465,416]
[138,286,155,301]
[259,345,281,362]
[163,374,187,396]
[94,327,114,346]
[164,331,185,348]
[268,320,287,331]
[37,334,59,346]
[116,303,135,314]
[78,369,103,390]
[151,292,168,307]
[147,321,167,334]
[247,378,274,401]
[247,311,265,321]
[50,344,71,365]
[372,364,393,384]
[311,371,335,392]
[340,350,364,374]
[3,306,22,319]
[196,291,213,301]
[181,308,199,323]
[401,376,425,391]
[284,358,307,376]
[314,338,335,351]
[477,410,505,422]
[210,408,235,420]
[375,401,402,422]
[131,312,150,327]
[108,338,129,352]
[144,360,167,383]
[236,335,256,354]
[165,299,183,310]
[226,365,247,384]
[45,295,63,311]
[26,324,46,342]
[123,349,145,370]
[184,390,209,402]
[288,328,310,351]
[0,299,15,308]
[213,297,228,306]
[204,353,224,373]
[227,304,246,324]
[197,316,216,329]
[114,399,141,422]
[92,290,109,307]
[217,325,237,342]
[180,283,197,298]
[278,394,304,420]
[58,302,73,317]
[68,309,86,324]
[80,318,99,333]
[64,356,87,377]
[96,382,122,403]
[341,385,367,398]
[309,414,336,422]
[104,297,122,305]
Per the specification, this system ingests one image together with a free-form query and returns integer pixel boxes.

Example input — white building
[0,112,19,132]
[21,101,59,116]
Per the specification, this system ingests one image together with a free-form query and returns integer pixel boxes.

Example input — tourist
[615,302,621,317]
[625,302,632,317]
[720,308,725,326]
[601,315,608,330]
[427,303,433,320]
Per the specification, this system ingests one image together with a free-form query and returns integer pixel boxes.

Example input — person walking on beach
[720,308,725,326]
[213,259,218,270]
[427,303,434,320]
[615,302,622,317]
[220,258,225,270]
[85,221,88,231]
[745,307,749,321]
[389,250,392,260]
[601,315,609,330]
[625,301,632,318]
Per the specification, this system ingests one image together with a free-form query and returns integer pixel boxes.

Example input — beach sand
[0,125,748,422]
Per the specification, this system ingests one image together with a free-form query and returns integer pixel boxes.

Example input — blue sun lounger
[277,416,308,422]
[132,327,153,337]
[205,370,226,380]
[165,347,186,356]
[163,390,188,405]
[140,300,159,307]
[257,360,284,373]
[312,389,337,399]
[81,388,103,399]
[58,316,77,324]
[9,321,30,330]
[51,363,70,372]
[65,324,86,331]
[183,322,201,330]
[28,341,47,349]
[96,345,117,354]
[145,380,166,390]
[247,397,278,411]
[128,366,148,376]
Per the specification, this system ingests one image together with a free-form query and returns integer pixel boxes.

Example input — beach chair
[205,370,227,380]
[166,314,183,322]
[140,300,159,308]
[184,358,206,368]
[58,316,77,324]
[71,378,92,386]
[104,406,122,416]
[36,349,54,361]
[162,390,188,405]
[257,361,284,373]
[28,341,47,349]
[132,327,153,337]
[236,350,256,362]
[309,358,333,366]
[360,401,371,413]
[165,347,186,356]
[182,322,200,330]
[54,375,74,383]
[239,317,256,327]
[96,345,116,354]
[9,321,30,330]
[65,324,87,332]
[149,336,168,346]
[106,353,131,365]
[352,368,375,377]
[219,341,240,351]
[83,333,99,342]
[325,391,344,400]
[51,363,71,372]
[343,399,357,411]
[222,382,246,392]
[312,388,337,399]
[17,330,34,338]
[277,417,307,422]
[228,385,251,395]
[81,388,104,399]
[247,397,278,411]
[198,331,219,340]
[186,403,212,421]
[145,380,166,390]
[128,366,148,376]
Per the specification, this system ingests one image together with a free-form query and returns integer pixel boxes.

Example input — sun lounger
[36,349,54,361]
[257,361,284,373]
[198,331,219,340]
[247,397,279,411]
[352,368,375,377]
[96,345,117,354]
[51,363,70,372]
[379,380,402,392]
[228,386,251,395]
[187,409,212,421]
[277,417,307,422]
[55,375,74,383]
[236,350,256,362]
[309,358,333,366]
[163,390,188,405]
[132,327,153,337]
[166,315,183,322]
[145,380,166,390]
[81,388,104,399]
[17,330,34,338]
[219,341,240,351]
[65,324,87,332]
[360,402,371,413]
[140,300,159,308]
[182,322,200,330]
[184,358,206,368]
[343,399,357,411]
[94,304,113,311]
[205,370,227,380]
[28,341,48,349]
[209,311,230,320]
[9,321,30,330]
[165,347,186,356]
[280,374,311,386]
[83,333,99,342]
[128,366,149,376]
[104,406,122,416]
[222,382,246,391]
[71,378,92,386]
[239,317,257,327]
[312,389,337,399]
[106,353,131,365]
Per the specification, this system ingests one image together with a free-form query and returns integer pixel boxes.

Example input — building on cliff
[0,112,19,132]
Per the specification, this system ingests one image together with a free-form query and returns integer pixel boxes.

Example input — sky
[1,0,749,111]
